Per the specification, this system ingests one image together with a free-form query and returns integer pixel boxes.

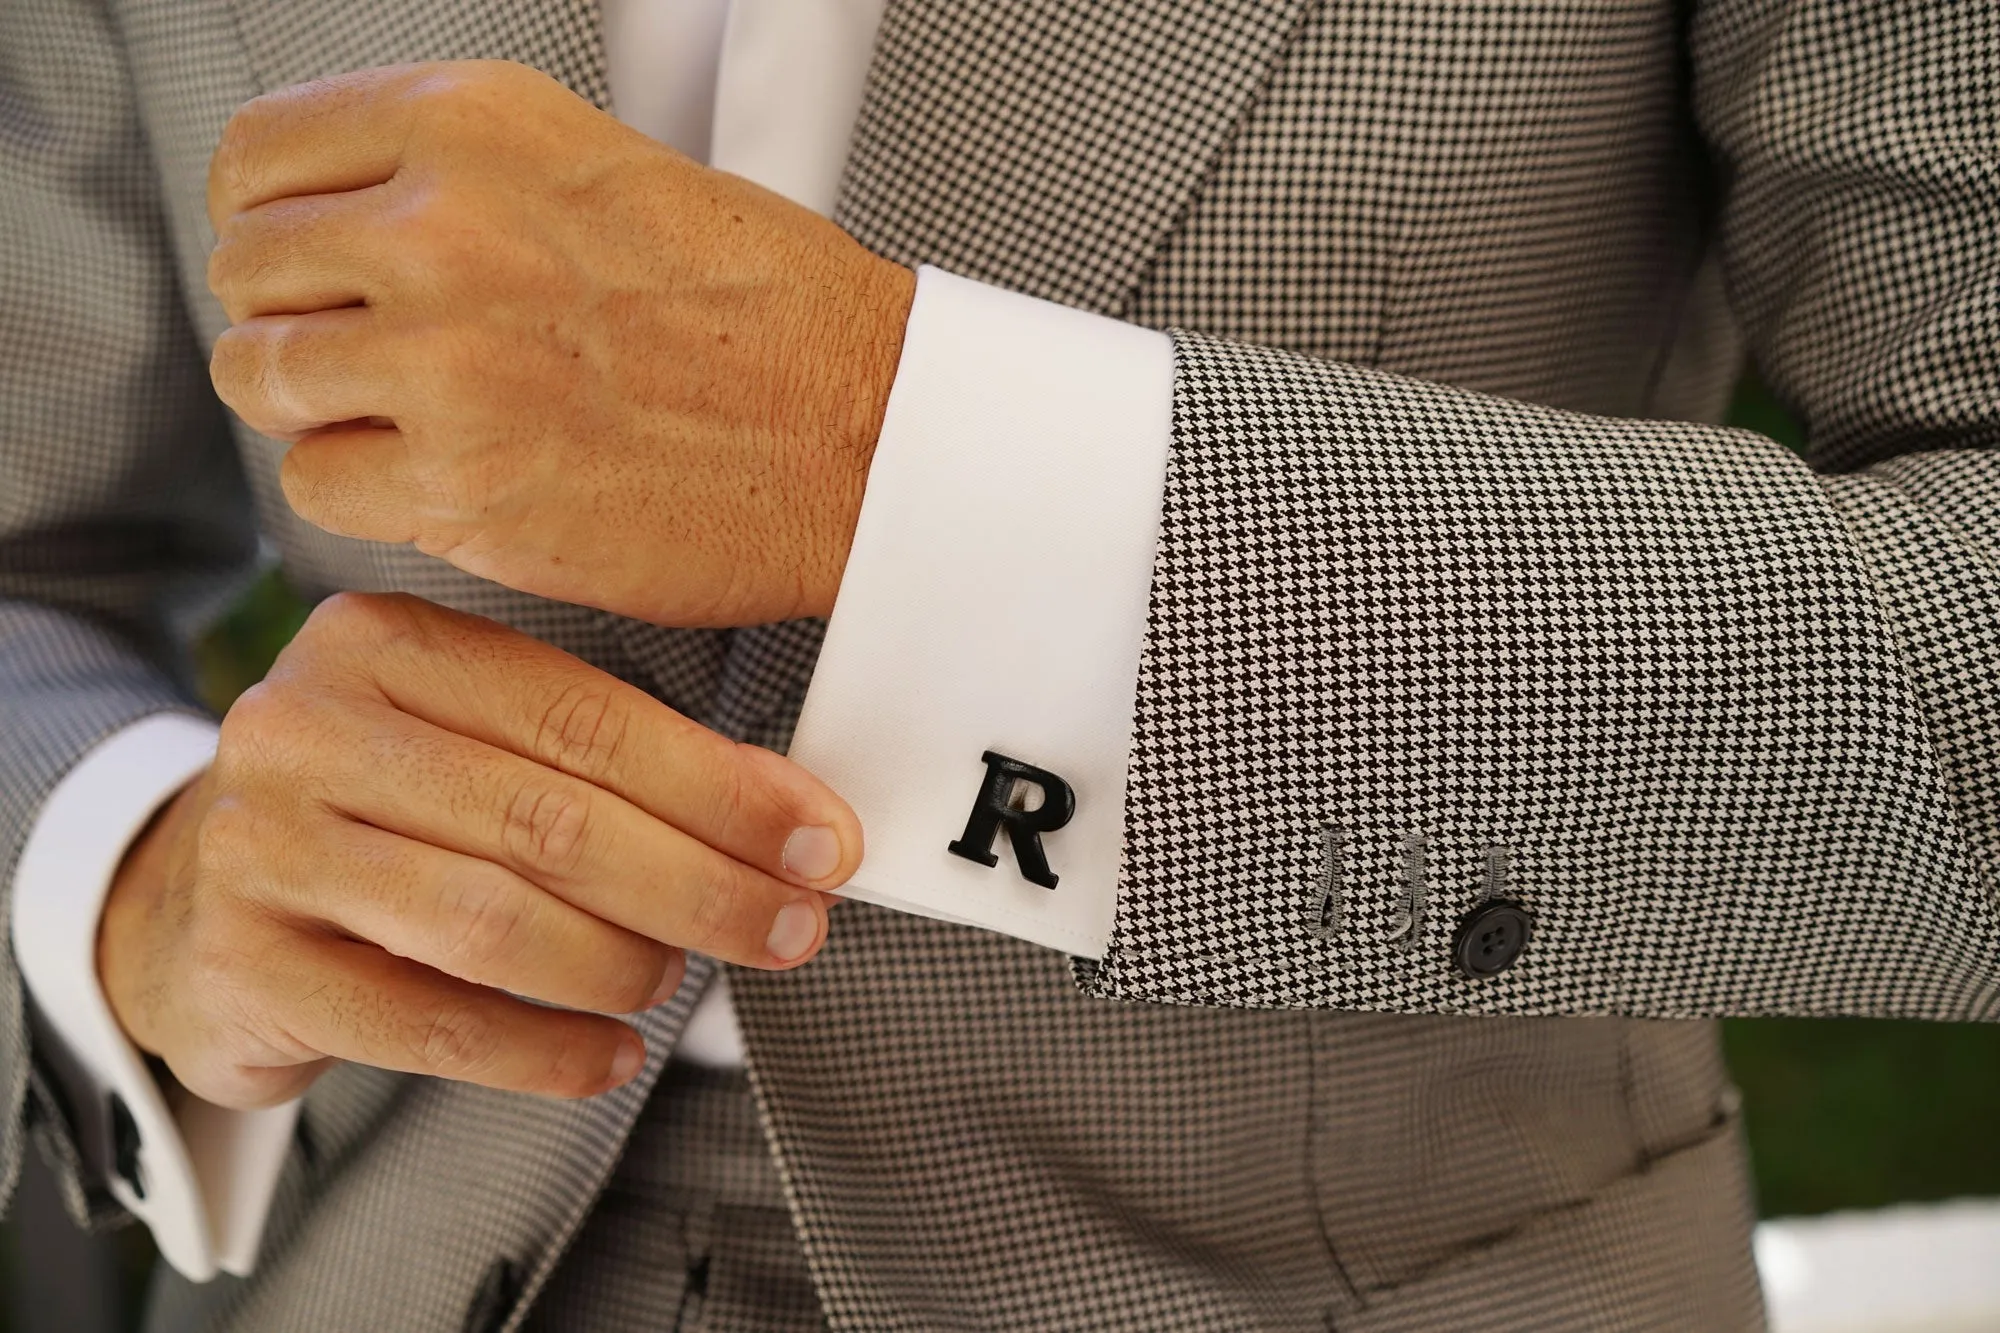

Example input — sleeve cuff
[788,266,1173,958]
[11,713,298,1281]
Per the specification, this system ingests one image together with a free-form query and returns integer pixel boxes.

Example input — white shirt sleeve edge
[10,712,299,1281]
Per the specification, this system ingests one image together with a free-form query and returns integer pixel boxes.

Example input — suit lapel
[835,0,1313,317]
[227,0,1311,317]
[732,0,1315,1323]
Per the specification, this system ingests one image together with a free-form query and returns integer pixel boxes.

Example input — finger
[355,598,864,889]
[275,933,646,1099]
[279,420,432,544]
[209,187,392,323]
[208,64,440,231]
[319,702,832,969]
[193,1057,336,1114]
[274,821,684,1015]
[211,307,406,439]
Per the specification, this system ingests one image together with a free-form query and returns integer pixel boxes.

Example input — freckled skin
[129,60,898,1113]
[205,59,917,629]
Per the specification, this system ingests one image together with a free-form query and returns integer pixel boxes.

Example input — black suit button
[1453,901,1532,978]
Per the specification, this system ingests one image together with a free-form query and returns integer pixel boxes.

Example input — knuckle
[304,590,417,649]
[304,589,373,636]
[390,188,453,268]
[217,682,315,781]
[705,748,755,840]
[600,945,672,1015]
[436,872,534,976]
[205,235,245,312]
[207,325,255,406]
[213,686,267,763]
[178,914,288,1031]
[408,63,472,107]
[169,1054,239,1108]
[317,591,381,642]
[679,862,749,955]
[171,1048,263,1110]
[501,778,592,877]
[190,796,259,875]
[445,60,525,109]
[704,745,809,855]
[404,70,487,148]
[209,106,267,212]
[715,744,804,845]
[184,932,255,1004]
[534,680,630,781]
[220,678,289,741]
[539,1023,614,1098]
[415,1002,500,1079]
[209,322,296,435]
[378,183,440,265]
[208,207,312,321]
[477,59,536,89]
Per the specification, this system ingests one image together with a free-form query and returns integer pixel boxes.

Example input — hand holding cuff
[12,715,297,1281]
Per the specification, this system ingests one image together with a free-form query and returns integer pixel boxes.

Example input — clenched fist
[98,593,862,1110]
[205,60,915,628]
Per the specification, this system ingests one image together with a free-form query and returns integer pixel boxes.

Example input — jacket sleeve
[1079,0,2000,1020]
[0,0,257,1224]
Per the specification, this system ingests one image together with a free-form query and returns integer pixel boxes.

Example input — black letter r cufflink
[947,751,1075,889]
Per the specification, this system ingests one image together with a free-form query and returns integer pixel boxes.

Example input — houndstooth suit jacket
[4,0,1996,1326]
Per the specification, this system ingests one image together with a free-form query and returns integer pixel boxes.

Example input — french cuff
[11,713,298,1281]
[789,266,1173,958]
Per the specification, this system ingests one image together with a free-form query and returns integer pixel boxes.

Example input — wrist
[843,257,918,462]
[805,253,916,618]
[97,771,205,1058]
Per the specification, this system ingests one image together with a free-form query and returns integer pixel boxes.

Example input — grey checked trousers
[526,1063,822,1332]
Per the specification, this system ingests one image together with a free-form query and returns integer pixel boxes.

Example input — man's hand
[97,593,861,1110]
[205,60,916,628]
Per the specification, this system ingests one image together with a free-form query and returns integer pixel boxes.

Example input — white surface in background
[1758,1198,2000,1333]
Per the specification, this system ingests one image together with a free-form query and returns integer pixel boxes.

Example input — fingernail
[782,826,842,884]
[609,1032,645,1086]
[765,899,822,963]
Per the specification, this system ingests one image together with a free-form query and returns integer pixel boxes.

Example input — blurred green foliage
[189,567,313,715]
[1726,1018,2000,1216]
[1717,371,2000,1216]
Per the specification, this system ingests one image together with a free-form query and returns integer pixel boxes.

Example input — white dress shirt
[9,0,1171,1280]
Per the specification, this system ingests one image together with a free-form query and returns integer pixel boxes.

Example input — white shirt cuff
[790,266,1173,958]
[11,713,298,1281]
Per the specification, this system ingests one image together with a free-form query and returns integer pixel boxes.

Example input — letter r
[946,751,1076,889]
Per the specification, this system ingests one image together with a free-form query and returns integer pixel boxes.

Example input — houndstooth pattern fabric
[524,1063,822,1332]
[4,0,1994,1327]
[1084,335,2000,1018]
[1078,0,2000,1020]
